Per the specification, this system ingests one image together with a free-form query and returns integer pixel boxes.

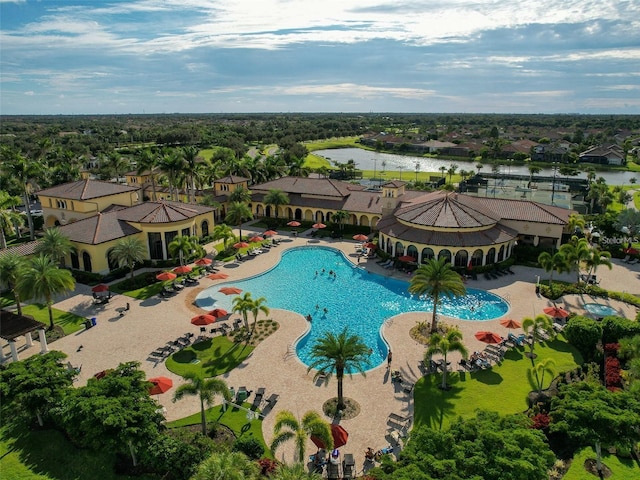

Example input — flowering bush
[530,413,550,430]
[257,458,278,476]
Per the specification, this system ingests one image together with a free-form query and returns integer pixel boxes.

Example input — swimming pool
[583,303,617,317]
[195,246,510,369]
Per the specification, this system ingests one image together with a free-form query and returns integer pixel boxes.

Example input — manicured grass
[165,336,255,378]
[0,413,156,480]
[414,337,583,430]
[303,137,360,151]
[562,447,639,480]
[112,281,164,300]
[20,304,87,335]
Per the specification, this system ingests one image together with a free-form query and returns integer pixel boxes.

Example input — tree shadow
[413,374,462,431]
[470,369,503,385]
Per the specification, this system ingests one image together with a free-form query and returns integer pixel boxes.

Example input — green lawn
[562,447,640,480]
[414,337,583,430]
[20,304,87,335]
[165,336,255,378]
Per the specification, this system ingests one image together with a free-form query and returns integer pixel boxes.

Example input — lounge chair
[622,254,630,263]
[629,258,639,265]
[327,461,340,480]
[342,454,355,480]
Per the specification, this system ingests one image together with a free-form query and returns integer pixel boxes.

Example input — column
[533,235,540,246]
[9,341,19,362]
[38,329,49,354]
[25,332,33,347]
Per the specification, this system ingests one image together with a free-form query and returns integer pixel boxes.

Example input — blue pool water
[195,246,509,369]
[583,303,617,317]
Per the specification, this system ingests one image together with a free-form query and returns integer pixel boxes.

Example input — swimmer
[315,304,319,310]
[329,270,334,275]
[306,314,312,322]
[323,308,328,314]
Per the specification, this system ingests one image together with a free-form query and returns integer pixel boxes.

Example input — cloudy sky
[1,0,639,115]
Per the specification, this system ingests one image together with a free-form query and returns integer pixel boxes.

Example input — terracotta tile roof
[117,201,214,224]
[381,180,406,188]
[36,179,140,200]
[59,212,142,245]
[252,177,362,198]
[0,240,40,259]
[478,198,572,224]
[216,175,249,184]
[342,191,383,214]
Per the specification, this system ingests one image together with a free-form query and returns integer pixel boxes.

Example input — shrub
[605,357,622,389]
[531,413,550,430]
[68,268,103,285]
[563,316,602,362]
[232,437,264,460]
[257,458,278,475]
[601,316,640,343]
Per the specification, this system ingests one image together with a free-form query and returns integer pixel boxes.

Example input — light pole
[373,158,377,188]
[415,161,420,183]
[551,162,558,206]
[398,164,404,181]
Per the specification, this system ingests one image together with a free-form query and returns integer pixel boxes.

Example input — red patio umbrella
[264,230,278,236]
[398,255,415,262]
[148,376,173,395]
[234,242,250,249]
[312,223,326,229]
[94,370,108,380]
[624,247,639,255]
[475,331,503,344]
[249,236,264,243]
[195,258,212,266]
[208,308,228,319]
[191,314,216,326]
[156,271,177,282]
[500,319,522,329]
[352,234,368,242]
[173,265,192,275]
[219,286,242,295]
[311,424,349,449]
[364,242,377,250]
[91,284,109,293]
[207,272,229,280]
[287,220,301,227]
[543,306,569,318]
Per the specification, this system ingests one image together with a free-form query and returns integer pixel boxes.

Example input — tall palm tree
[182,146,200,203]
[232,292,254,331]
[0,191,24,249]
[0,252,27,315]
[264,189,289,220]
[567,213,585,236]
[270,410,332,462]
[109,237,147,278]
[270,462,323,480]
[229,186,252,203]
[522,315,555,365]
[191,451,259,480]
[306,328,370,410]
[168,235,194,266]
[212,224,234,249]
[530,358,555,393]
[159,149,185,201]
[584,248,612,282]
[408,258,467,334]
[331,210,349,231]
[225,201,253,242]
[16,254,75,330]
[1,148,42,240]
[172,372,231,435]
[527,164,541,185]
[35,227,74,266]
[136,149,160,201]
[559,236,590,284]
[537,251,567,296]
[249,296,269,336]
[426,328,468,389]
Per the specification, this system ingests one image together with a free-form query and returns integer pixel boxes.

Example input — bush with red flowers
[257,458,278,476]
[531,413,551,430]
[605,356,622,390]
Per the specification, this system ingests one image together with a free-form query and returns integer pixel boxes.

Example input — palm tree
[109,237,147,278]
[249,296,269,336]
[225,201,253,242]
[264,189,289,220]
[306,328,370,410]
[0,252,27,315]
[584,247,612,283]
[0,191,24,249]
[16,254,75,330]
[271,462,323,480]
[537,251,567,296]
[1,148,42,240]
[270,410,332,462]
[136,149,160,201]
[212,224,234,249]
[232,292,254,331]
[168,235,194,266]
[35,227,74,266]
[567,213,585,236]
[229,185,252,203]
[447,164,458,183]
[559,236,590,285]
[426,328,468,389]
[530,358,555,393]
[182,146,200,203]
[522,315,555,365]
[191,451,259,480]
[172,372,231,435]
[159,149,185,201]
[331,210,349,231]
[527,164,541,185]
[438,166,447,179]
[408,258,467,334]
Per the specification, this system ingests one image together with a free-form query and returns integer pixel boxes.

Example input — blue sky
[1,0,639,115]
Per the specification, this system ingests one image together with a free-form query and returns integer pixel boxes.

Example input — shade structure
[234,242,250,249]
[208,308,228,319]
[156,272,177,282]
[352,234,368,242]
[364,242,377,250]
[500,319,522,329]
[148,376,173,395]
[398,255,416,263]
[219,286,242,295]
[312,223,326,229]
[207,272,229,280]
[287,220,301,227]
[475,331,503,344]
[263,230,278,236]
[311,424,349,450]
[249,236,264,243]
[543,306,569,318]
[173,265,192,275]
[195,258,212,266]
[91,284,109,293]
[191,314,216,326]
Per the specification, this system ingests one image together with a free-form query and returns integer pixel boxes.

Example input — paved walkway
[7,228,640,472]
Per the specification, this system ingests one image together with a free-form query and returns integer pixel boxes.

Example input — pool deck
[8,227,640,470]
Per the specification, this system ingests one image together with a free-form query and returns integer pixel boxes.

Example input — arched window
[406,245,418,260]
[421,248,434,263]
[70,251,80,269]
[471,249,483,266]
[438,249,452,264]
[497,245,505,262]
[394,242,404,257]
[454,250,468,267]
[106,249,118,271]
[201,220,209,238]
[486,247,496,265]
[82,251,92,272]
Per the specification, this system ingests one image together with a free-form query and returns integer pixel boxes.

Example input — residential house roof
[37,179,140,200]
[252,177,364,198]
[59,212,142,245]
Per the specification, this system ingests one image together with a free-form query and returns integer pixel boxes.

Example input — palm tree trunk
[14,289,23,316]
[441,352,448,389]
[151,177,158,202]
[0,228,7,249]
[337,368,345,410]
[595,440,603,477]
[430,294,439,333]
[200,396,208,435]
[128,440,138,467]
[47,302,55,330]
[23,191,35,240]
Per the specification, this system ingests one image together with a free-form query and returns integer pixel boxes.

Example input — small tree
[35,227,74,266]
[172,372,231,435]
[109,236,147,278]
[537,251,567,296]
[0,252,27,315]
[168,235,195,266]
[191,451,259,480]
[529,358,556,393]
[0,191,24,249]
[522,315,555,364]
[427,328,468,389]
[331,210,350,231]
[212,223,234,249]
[249,296,269,336]
[225,201,253,241]
[263,188,289,220]
[270,410,332,462]
[232,292,254,332]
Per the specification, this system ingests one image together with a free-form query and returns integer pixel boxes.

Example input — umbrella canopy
[173,265,192,275]
[475,331,503,344]
[312,223,326,229]
[398,255,415,263]
[191,314,216,326]
[287,220,301,227]
[195,258,212,266]
[148,376,173,395]
[311,424,349,450]
[364,242,377,250]
[234,242,250,249]
[156,272,177,282]
[208,308,228,319]
[352,234,368,242]
[543,306,569,318]
[264,230,278,236]
[249,236,264,243]
[91,284,109,293]
[500,319,522,329]
[94,370,108,380]
[625,247,639,255]
[207,272,229,280]
[219,287,242,295]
